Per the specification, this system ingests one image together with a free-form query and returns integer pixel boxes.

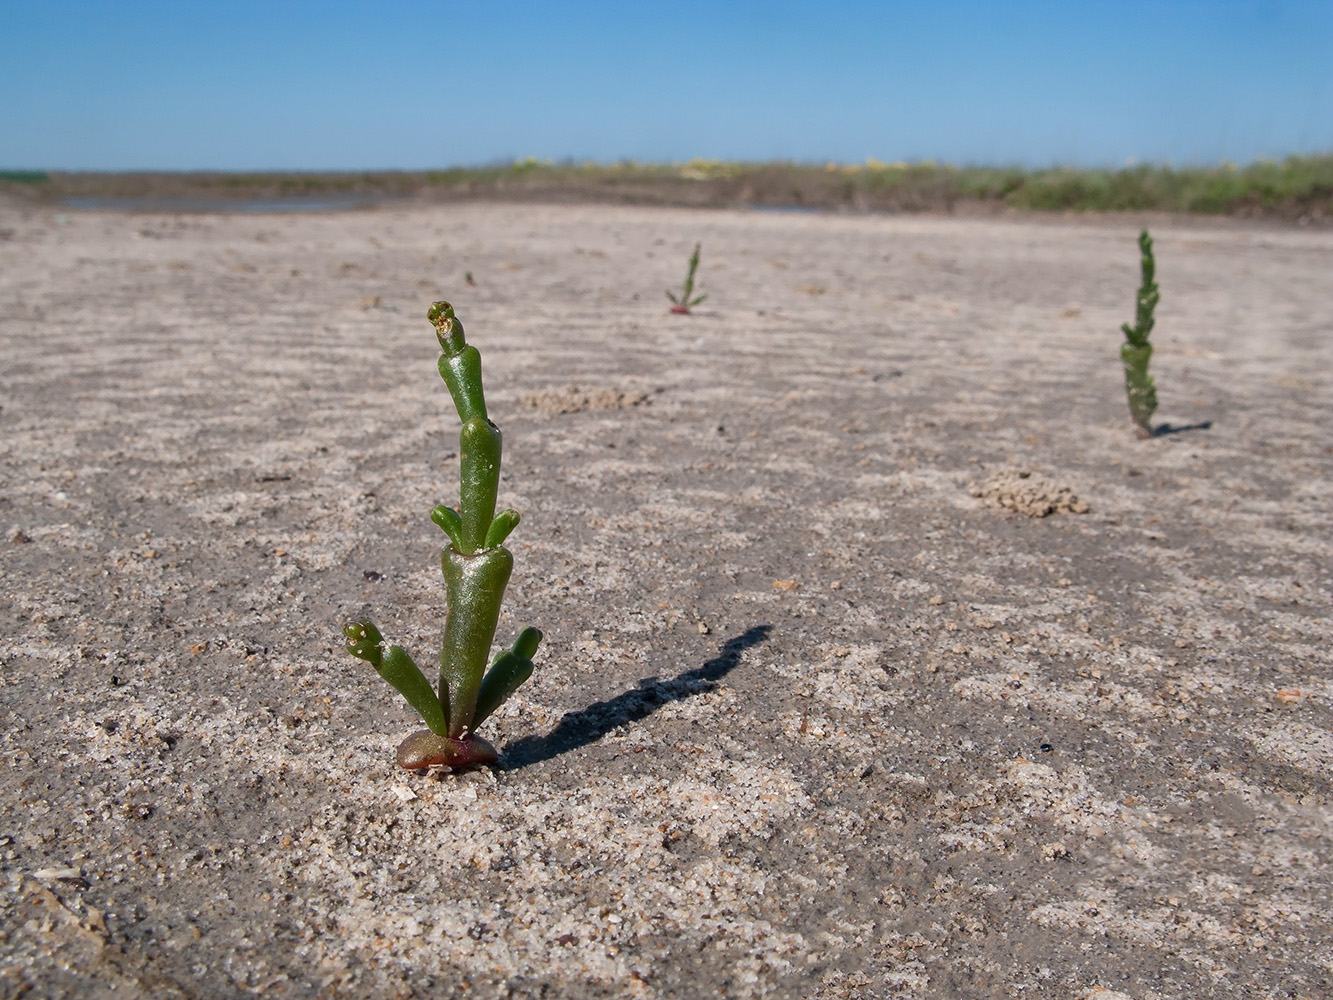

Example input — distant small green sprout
[666,242,707,314]
[343,301,541,770]
[1120,229,1160,438]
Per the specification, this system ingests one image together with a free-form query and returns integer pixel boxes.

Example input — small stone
[34,866,82,881]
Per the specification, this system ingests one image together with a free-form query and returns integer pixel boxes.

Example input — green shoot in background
[667,242,707,314]
[343,302,541,769]
[1120,229,1160,437]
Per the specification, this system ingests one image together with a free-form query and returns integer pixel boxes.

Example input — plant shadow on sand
[501,625,772,769]
[1153,419,1214,437]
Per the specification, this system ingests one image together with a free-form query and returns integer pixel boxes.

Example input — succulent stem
[344,301,543,769]
[1120,230,1160,436]
[666,243,707,312]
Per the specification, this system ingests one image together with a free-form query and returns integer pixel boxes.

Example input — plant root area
[1,200,1330,999]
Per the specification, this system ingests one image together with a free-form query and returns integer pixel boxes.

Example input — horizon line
[5,152,1333,175]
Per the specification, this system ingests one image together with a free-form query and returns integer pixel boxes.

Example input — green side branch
[343,619,450,736]
[1120,229,1160,434]
[473,627,543,730]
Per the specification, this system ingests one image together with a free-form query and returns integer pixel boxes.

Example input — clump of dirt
[971,468,1090,516]
[518,385,650,414]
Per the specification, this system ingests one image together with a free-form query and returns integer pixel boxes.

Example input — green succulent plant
[343,301,541,769]
[1120,229,1160,437]
[666,242,707,314]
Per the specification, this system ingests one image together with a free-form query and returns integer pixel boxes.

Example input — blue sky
[2,0,1330,171]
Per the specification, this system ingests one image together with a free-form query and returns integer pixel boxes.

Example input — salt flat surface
[1,201,1331,998]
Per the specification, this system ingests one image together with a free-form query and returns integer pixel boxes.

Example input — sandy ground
[1,200,1331,999]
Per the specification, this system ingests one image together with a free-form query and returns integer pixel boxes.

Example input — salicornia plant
[666,242,707,314]
[343,301,541,770]
[1120,229,1160,437]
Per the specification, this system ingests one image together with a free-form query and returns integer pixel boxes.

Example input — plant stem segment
[439,545,513,736]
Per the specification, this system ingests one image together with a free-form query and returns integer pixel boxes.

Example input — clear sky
[2,0,1330,171]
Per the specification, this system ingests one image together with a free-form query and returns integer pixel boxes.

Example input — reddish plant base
[669,305,690,315]
[396,730,499,770]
